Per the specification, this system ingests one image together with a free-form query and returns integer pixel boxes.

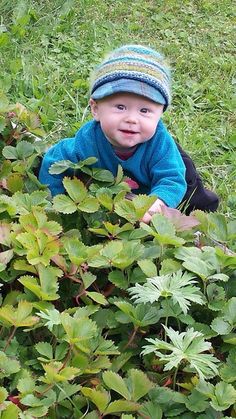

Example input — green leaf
[86,291,108,306]
[210,381,236,411]
[82,271,97,289]
[0,351,21,378]
[137,259,157,277]
[108,270,128,289]
[53,194,77,214]
[129,271,204,314]
[185,389,209,413]
[126,369,153,401]
[220,349,236,383]
[63,177,87,202]
[142,326,219,380]
[37,308,61,331]
[16,141,35,159]
[35,342,53,360]
[0,386,8,403]
[2,145,18,160]
[91,168,114,183]
[104,400,140,415]
[78,195,99,213]
[211,318,231,335]
[138,401,162,419]
[60,313,97,346]
[0,301,39,328]
[1,403,20,418]
[81,387,109,413]
[17,377,36,394]
[63,237,87,266]
[96,188,113,210]
[103,371,131,399]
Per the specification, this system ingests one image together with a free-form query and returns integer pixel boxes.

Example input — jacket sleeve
[149,125,187,208]
[39,136,79,197]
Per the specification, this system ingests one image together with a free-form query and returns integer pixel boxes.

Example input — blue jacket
[39,120,187,208]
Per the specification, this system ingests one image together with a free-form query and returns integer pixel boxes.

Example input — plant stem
[3,326,17,352]
[124,326,138,349]
[164,316,169,342]
[173,366,179,390]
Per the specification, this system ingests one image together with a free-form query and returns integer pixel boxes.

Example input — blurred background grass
[0,0,235,215]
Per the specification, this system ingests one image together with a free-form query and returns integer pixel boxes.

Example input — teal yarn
[90,44,171,110]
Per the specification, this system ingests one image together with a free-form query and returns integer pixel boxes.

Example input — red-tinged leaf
[161,206,200,231]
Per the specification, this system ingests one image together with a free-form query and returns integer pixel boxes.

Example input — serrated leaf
[53,194,77,213]
[82,271,96,289]
[86,291,108,306]
[142,326,219,380]
[108,270,128,289]
[220,349,236,383]
[2,145,18,159]
[1,403,20,418]
[63,177,87,202]
[211,318,231,335]
[137,259,157,277]
[104,399,140,415]
[78,195,99,213]
[16,141,35,159]
[103,371,131,399]
[0,386,8,403]
[138,401,162,419]
[127,369,153,401]
[35,342,53,360]
[17,377,35,394]
[7,174,24,193]
[129,271,204,314]
[81,387,109,413]
[0,301,39,328]
[91,168,114,183]
[210,381,236,411]
[185,389,208,413]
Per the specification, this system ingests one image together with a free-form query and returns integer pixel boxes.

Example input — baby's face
[90,92,164,148]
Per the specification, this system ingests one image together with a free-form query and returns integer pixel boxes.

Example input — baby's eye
[115,104,125,110]
[140,108,150,114]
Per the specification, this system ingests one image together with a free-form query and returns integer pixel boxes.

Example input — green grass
[0,0,235,216]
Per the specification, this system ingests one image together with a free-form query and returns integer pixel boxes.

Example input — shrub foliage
[0,103,236,418]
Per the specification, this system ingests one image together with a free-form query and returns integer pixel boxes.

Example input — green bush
[0,102,235,418]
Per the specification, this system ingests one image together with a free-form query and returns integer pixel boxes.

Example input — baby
[39,44,218,222]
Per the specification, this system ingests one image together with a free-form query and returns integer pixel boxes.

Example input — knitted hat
[90,44,171,111]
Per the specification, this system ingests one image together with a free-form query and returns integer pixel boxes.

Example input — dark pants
[177,144,219,215]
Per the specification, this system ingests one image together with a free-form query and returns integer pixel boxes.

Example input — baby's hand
[141,198,166,224]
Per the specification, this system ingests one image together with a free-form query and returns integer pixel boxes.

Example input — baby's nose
[124,111,138,123]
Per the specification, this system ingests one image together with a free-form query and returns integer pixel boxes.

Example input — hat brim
[91,78,166,105]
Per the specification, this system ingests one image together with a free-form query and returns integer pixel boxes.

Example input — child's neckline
[113,145,138,160]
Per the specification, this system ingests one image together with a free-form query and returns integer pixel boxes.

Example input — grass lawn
[0,0,235,216]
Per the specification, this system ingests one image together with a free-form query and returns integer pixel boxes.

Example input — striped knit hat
[90,44,171,111]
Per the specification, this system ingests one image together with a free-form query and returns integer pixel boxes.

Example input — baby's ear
[89,98,100,121]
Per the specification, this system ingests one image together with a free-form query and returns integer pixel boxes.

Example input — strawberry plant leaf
[63,177,87,202]
[108,270,128,289]
[139,401,162,419]
[104,400,140,415]
[210,381,236,411]
[81,387,109,413]
[35,342,53,360]
[86,291,108,306]
[103,371,131,399]
[53,194,77,213]
[126,369,153,401]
